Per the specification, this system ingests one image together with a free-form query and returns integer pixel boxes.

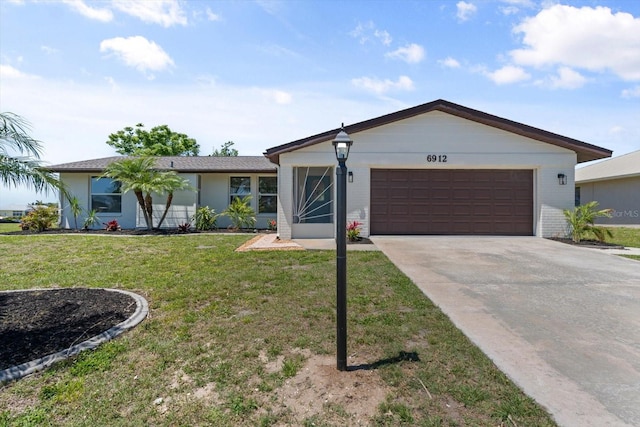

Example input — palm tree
[0,112,66,197]
[102,157,193,230]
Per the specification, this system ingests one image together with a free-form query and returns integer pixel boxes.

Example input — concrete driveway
[371,236,640,427]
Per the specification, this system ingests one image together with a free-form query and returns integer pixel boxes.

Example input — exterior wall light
[558,173,567,185]
[348,171,353,183]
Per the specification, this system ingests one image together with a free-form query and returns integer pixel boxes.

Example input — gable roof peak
[264,99,611,165]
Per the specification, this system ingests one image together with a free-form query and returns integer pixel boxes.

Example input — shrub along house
[264,99,612,240]
[51,99,612,236]
[50,156,277,230]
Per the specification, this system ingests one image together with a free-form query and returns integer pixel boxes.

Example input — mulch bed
[547,237,625,249]
[0,288,137,371]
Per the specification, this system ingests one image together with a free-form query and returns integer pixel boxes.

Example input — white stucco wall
[277,111,576,239]
[59,172,277,230]
[59,173,139,229]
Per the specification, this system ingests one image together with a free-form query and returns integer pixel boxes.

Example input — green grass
[0,234,556,426]
[0,222,20,233]
[606,227,640,248]
[606,227,640,261]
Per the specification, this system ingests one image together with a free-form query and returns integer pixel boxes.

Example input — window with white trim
[258,176,277,214]
[230,176,251,204]
[91,177,122,213]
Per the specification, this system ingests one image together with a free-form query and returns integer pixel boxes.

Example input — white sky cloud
[260,89,293,105]
[456,1,477,22]
[438,57,461,68]
[485,65,531,85]
[350,21,392,46]
[40,45,59,55]
[99,36,175,76]
[374,29,392,47]
[0,64,39,80]
[111,0,187,27]
[621,86,640,98]
[62,0,113,22]
[206,7,220,21]
[351,75,414,94]
[546,67,588,89]
[511,5,640,81]
[385,43,425,64]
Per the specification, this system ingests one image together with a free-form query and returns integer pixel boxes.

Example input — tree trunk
[134,191,152,230]
[156,192,174,230]
[144,193,154,230]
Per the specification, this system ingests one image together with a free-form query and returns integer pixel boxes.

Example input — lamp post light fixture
[332,125,353,372]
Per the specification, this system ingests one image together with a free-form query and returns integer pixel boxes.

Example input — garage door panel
[371,169,533,235]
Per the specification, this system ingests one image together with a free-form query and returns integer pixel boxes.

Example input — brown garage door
[370,169,533,235]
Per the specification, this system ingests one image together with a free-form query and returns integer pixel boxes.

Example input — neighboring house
[0,208,28,219]
[575,150,640,225]
[49,156,277,230]
[264,99,611,239]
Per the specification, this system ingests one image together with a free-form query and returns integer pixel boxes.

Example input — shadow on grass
[348,351,420,372]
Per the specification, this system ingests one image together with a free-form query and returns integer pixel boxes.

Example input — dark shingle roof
[48,156,276,173]
[264,99,612,164]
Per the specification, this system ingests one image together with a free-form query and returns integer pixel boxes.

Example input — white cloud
[621,86,640,98]
[40,45,59,55]
[547,67,588,89]
[386,43,425,64]
[100,36,175,76]
[511,5,640,81]
[351,75,414,94]
[456,1,477,22]
[206,7,220,22]
[485,65,531,85]
[111,0,187,27]
[374,30,392,47]
[609,125,624,135]
[0,64,39,80]
[350,21,392,46]
[438,57,461,68]
[260,89,292,105]
[62,0,113,22]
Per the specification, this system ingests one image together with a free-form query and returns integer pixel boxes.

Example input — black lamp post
[332,126,353,372]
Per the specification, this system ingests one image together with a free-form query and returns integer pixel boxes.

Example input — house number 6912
[426,154,447,163]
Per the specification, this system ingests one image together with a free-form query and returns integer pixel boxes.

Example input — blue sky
[1,0,639,208]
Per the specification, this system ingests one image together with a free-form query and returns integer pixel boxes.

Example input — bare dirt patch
[273,354,389,425]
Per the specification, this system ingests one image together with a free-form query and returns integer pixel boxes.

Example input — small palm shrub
[223,196,256,231]
[83,209,100,230]
[563,201,613,243]
[20,205,59,232]
[192,206,220,231]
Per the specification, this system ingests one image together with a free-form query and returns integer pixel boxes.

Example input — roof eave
[263,99,612,165]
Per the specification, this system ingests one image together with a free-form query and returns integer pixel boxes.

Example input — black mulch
[547,237,625,249]
[0,288,137,371]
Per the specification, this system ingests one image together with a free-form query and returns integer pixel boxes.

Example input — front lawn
[0,234,556,426]
[607,227,640,260]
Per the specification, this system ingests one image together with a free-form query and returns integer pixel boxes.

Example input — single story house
[575,150,640,225]
[50,156,277,230]
[50,99,612,237]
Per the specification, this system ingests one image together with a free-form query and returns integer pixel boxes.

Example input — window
[230,177,251,204]
[258,176,277,214]
[575,187,581,207]
[91,177,122,213]
[293,167,333,223]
